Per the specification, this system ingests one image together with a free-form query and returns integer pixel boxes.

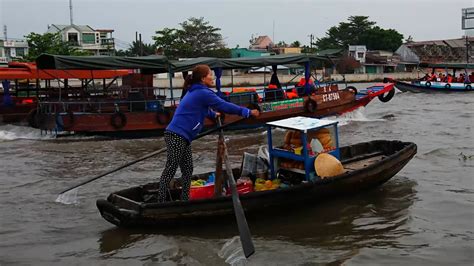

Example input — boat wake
[0,124,105,142]
[218,236,247,265]
[55,189,79,205]
[322,107,385,126]
[55,188,79,205]
[0,124,55,141]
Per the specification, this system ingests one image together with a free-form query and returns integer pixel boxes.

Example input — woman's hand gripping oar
[56,118,246,203]
[217,118,255,258]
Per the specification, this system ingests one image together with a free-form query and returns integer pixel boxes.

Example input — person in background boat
[158,64,260,203]
[424,73,434,81]
[446,74,453,83]
[427,73,437,81]
[421,73,430,81]
[457,73,465,83]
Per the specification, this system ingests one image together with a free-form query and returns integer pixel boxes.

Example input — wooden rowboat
[96,140,417,227]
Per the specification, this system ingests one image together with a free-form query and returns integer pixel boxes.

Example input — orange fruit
[265,180,273,188]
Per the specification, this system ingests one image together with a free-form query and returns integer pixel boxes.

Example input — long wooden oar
[217,119,255,258]
[57,118,245,196]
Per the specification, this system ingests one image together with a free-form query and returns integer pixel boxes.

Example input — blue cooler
[146,101,160,111]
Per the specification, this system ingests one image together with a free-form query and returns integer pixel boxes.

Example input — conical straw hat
[314,153,344,178]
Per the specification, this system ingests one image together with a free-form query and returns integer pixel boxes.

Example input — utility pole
[3,25,7,41]
[461,8,474,64]
[139,33,143,56]
[309,34,314,50]
[466,35,470,64]
[272,20,275,44]
[69,0,74,25]
[135,31,138,56]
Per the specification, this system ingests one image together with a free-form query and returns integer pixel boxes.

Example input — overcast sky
[1,0,472,50]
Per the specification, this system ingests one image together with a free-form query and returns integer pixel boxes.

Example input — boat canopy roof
[36,54,170,73]
[170,57,223,72]
[419,62,474,69]
[36,53,329,73]
[0,62,130,80]
[171,54,329,72]
[267,116,338,132]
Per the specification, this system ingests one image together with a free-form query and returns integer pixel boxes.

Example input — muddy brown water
[0,84,473,265]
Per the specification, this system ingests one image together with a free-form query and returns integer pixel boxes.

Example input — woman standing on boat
[158,64,260,202]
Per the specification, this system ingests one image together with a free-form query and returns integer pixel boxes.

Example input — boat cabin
[266,116,339,181]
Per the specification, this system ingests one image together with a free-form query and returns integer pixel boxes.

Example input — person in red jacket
[446,74,453,83]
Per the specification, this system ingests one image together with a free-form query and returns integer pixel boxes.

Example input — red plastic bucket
[190,184,215,200]
[226,181,254,196]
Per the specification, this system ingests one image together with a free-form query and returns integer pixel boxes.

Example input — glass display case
[266,116,339,181]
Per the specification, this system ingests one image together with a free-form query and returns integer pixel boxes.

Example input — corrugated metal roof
[317,49,344,56]
[401,37,472,64]
[444,39,465,48]
[75,25,94,32]
[407,37,474,47]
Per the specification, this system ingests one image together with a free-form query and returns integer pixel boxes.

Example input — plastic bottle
[207,173,215,184]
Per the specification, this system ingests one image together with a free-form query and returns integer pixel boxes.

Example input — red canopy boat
[28,54,396,137]
[0,62,129,124]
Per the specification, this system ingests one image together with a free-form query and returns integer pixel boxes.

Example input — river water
[0,84,473,265]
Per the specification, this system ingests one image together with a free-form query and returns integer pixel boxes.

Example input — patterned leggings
[159,131,193,202]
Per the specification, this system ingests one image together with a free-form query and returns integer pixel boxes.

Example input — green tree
[24,32,89,61]
[153,17,228,59]
[128,40,157,56]
[301,45,317,54]
[153,28,181,58]
[115,40,158,56]
[291,40,301,47]
[315,16,403,52]
[114,49,128,56]
[360,26,403,52]
[276,41,287,47]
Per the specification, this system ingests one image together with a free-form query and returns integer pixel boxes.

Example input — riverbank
[154,72,420,87]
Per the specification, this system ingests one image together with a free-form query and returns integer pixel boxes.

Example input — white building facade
[348,45,367,73]
[47,24,115,55]
[0,39,29,66]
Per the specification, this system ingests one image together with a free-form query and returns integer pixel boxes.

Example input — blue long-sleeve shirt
[167,83,251,142]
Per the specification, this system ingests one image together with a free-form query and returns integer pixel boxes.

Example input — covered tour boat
[96,117,416,227]
[387,63,473,93]
[0,61,129,124]
[32,54,396,136]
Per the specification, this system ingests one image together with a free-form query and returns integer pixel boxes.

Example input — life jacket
[297,78,314,87]
[285,91,298,99]
[268,84,278,89]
